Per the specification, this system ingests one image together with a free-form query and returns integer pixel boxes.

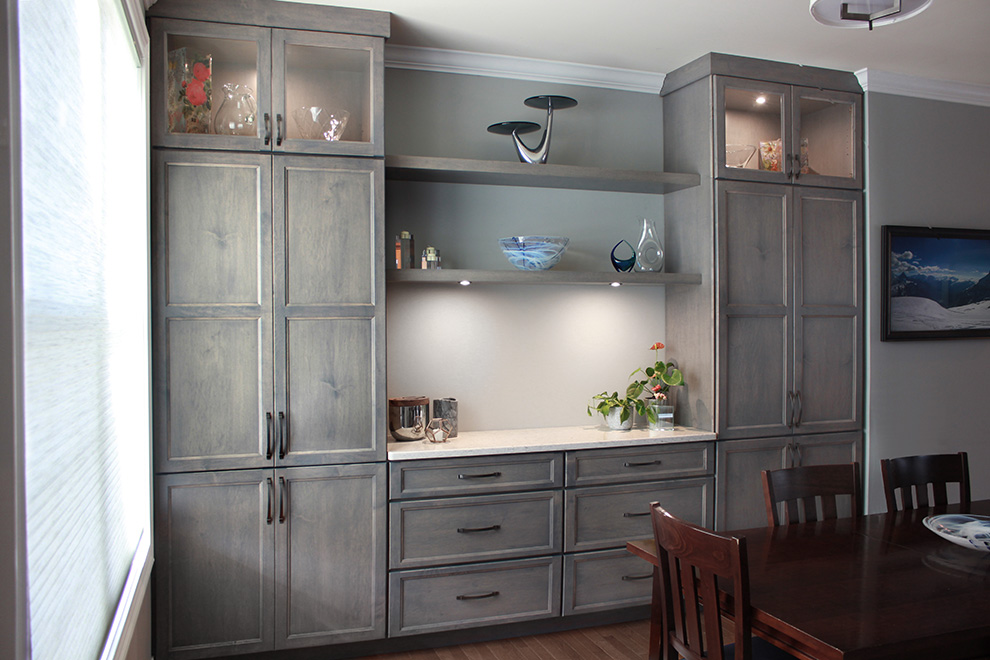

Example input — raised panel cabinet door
[714,437,790,531]
[152,150,274,472]
[274,464,386,648]
[155,470,275,659]
[791,431,861,469]
[717,181,794,439]
[793,188,863,434]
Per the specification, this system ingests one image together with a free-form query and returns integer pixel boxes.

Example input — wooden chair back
[880,452,970,512]
[650,503,752,660]
[761,463,862,528]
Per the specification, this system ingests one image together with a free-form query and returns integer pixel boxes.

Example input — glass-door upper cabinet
[151,19,272,151]
[274,30,383,157]
[715,77,862,189]
[716,78,790,184]
[792,87,862,189]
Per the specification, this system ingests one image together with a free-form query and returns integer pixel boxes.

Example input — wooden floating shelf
[385,269,703,286]
[384,155,701,194]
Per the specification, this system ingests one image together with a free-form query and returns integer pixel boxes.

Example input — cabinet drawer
[389,452,563,499]
[563,549,653,615]
[388,556,561,637]
[565,477,713,552]
[390,491,562,569]
[566,443,713,487]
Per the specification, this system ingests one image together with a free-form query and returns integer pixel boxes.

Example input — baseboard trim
[100,531,153,660]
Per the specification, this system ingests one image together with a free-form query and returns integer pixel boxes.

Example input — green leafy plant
[588,342,685,427]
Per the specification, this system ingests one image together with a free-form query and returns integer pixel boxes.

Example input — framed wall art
[882,225,990,341]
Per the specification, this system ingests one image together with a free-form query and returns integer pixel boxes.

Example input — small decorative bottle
[422,246,441,269]
[634,218,664,272]
[395,231,414,269]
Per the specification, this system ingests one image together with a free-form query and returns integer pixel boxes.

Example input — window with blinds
[19,0,151,658]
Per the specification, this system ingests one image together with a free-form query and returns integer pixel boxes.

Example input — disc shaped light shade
[810,0,932,27]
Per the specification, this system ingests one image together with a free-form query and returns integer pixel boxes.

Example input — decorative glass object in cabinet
[292,106,349,141]
[634,219,664,272]
[213,84,257,136]
[166,48,212,134]
[498,236,569,271]
[723,87,783,168]
[797,93,856,179]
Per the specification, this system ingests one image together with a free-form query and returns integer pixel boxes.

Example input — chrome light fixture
[810,0,932,30]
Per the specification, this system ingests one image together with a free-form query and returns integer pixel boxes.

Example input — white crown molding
[856,68,990,108]
[384,45,665,94]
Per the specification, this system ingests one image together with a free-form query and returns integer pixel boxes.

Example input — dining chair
[880,452,970,512]
[649,503,797,660]
[761,463,862,528]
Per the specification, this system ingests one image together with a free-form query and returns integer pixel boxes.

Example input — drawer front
[565,477,713,552]
[563,549,653,615]
[390,452,563,499]
[566,443,713,487]
[388,556,561,637]
[390,491,562,568]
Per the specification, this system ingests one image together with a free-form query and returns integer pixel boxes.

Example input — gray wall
[384,69,674,431]
[865,92,990,511]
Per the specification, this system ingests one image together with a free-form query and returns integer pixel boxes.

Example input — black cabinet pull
[276,114,284,146]
[264,113,271,145]
[794,391,803,427]
[793,153,803,180]
[624,460,662,468]
[457,472,502,480]
[265,412,273,460]
[266,477,274,525]
[456,591,499,601]
[623,511,650,518]
[456,524,501,534]
[278,412,287,459]
[622,572,653,581]
[278,476,287,524]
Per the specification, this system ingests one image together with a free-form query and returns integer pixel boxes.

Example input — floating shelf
[386,269,703,286]
[384,155,701,194]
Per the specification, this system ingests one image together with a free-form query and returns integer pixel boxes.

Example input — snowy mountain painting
[885,226,990,336]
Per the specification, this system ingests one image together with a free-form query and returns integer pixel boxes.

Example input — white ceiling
[285,0,990,88]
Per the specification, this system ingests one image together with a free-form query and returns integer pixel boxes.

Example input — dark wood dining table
[627,500,990,660]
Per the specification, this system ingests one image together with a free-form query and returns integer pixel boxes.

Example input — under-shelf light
[755,95,767,105]
[459,280,471,286]
[610,282,622,287]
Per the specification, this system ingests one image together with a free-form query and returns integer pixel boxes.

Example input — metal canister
[388,396,430,441]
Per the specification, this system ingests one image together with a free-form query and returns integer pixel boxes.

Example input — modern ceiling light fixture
[810,0,932,30]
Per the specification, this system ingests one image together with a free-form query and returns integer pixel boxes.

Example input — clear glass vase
[634,218,664,272]
[213,83,257,136]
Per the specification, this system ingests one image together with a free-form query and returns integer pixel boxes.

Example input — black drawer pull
[456,591,500,601]
[623,511,650,518]
[622,572,653,581]
[624,460,663,467]
[458,472,502,479]
[456,524,501,534]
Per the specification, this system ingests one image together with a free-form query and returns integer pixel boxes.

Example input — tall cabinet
[661,54,864,530]
[148,1,389,657]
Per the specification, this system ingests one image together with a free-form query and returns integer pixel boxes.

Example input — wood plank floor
[358,620,650,660]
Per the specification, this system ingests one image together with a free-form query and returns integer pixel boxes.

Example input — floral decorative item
[167,48,212,134]
[630,341,683,427]
[588,341,684,430]
[759,138,782,172]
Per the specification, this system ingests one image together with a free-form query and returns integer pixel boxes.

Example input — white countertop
[386,424,716,460]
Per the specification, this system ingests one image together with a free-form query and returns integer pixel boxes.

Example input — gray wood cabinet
[714,431,860,531]
[148,5,386,156]
[717,181,863,440]
[153,150,385,472]
[155,464,386,658]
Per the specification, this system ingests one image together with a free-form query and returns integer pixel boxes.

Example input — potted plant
[587,387,642,430]
[630,342,684,430]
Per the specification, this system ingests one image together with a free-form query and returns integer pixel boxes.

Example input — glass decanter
[213,83,257,136]
[634,218,664,272]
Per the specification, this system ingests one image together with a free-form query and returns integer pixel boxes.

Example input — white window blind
[19,0,150,658]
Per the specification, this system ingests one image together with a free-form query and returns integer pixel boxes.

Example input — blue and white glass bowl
[498,236,569,271]
[923,514,990,552]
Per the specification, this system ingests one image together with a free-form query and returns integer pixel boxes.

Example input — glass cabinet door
[151,19,272,151]
[791,87,862,189]
[715,77,790,184]
[273,30,384,157]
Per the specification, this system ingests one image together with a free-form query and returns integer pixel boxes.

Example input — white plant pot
[605,406,632,430]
